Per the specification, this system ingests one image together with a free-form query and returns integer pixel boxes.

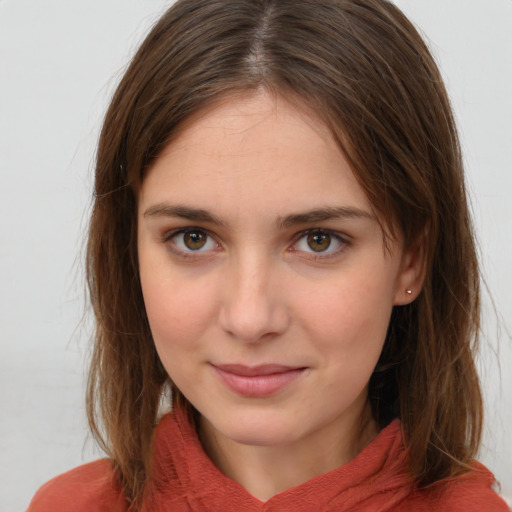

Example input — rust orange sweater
[28,407,509,511]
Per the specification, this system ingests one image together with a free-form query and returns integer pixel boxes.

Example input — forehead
[139,90,373,217]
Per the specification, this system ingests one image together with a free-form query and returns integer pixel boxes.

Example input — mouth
[211,363,307,397]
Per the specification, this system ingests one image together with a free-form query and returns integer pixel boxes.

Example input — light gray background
[1,1,511,511]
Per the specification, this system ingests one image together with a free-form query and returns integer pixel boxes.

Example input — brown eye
[292,229,345,257]
[167,228,218,255]
[183,231,207,250]
[307,232,331,252]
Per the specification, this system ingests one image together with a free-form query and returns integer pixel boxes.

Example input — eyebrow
[143,203,226,226]
[276,206,374,229]
[144,202,373,228]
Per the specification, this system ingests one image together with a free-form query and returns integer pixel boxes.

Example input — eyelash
[161,227,220,258]
[161,227,350,260]
[289,229,349,259]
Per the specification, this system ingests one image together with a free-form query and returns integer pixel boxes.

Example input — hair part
[86,0,482,507]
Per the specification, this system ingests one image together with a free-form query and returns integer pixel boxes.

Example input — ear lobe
[393,232,428,306]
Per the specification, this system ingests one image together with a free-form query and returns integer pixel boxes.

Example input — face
[137,90,418,451]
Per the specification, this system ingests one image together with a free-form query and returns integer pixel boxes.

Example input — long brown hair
[86,0,482,507]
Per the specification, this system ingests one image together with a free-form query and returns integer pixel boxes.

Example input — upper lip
[212,364,304,376]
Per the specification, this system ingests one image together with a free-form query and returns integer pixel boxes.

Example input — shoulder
[397,463,510,512]
[27,459,128,512]
[432,463,510,512]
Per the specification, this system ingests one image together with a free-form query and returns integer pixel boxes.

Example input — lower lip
[213,367,306,397]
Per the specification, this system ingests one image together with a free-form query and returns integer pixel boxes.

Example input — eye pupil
[184,231,207,250]
[307,232,331,252]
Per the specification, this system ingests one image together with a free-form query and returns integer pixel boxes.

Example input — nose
[219,254,290,344]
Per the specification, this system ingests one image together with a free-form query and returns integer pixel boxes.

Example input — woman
[28,0,509,510]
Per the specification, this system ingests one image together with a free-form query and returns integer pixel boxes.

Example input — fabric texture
[27,407,509,511]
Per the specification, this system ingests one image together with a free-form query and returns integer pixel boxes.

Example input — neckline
[148,406,413,510]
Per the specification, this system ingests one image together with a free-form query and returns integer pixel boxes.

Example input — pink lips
[212,364,306,397]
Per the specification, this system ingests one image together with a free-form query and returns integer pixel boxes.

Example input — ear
[393,230,428,306]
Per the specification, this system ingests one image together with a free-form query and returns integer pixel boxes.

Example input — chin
[224,426,297,447]
[206,409,301,447]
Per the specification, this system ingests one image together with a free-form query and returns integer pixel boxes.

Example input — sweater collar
[145,406,414,511]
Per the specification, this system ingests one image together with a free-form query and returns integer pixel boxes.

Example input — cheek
[143,280,211,341]
[293,268,396,360]
[140,274,218,390]
[138,253,220,357]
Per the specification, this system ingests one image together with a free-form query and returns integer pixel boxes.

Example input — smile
[211,364,307,397]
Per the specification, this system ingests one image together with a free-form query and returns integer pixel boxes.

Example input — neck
[198,401,378,502]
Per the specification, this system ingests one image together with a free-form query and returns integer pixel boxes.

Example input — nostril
[219,295,289,343]
[218,260,290,342]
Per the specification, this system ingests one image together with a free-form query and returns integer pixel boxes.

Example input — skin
[137,90,423,501]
